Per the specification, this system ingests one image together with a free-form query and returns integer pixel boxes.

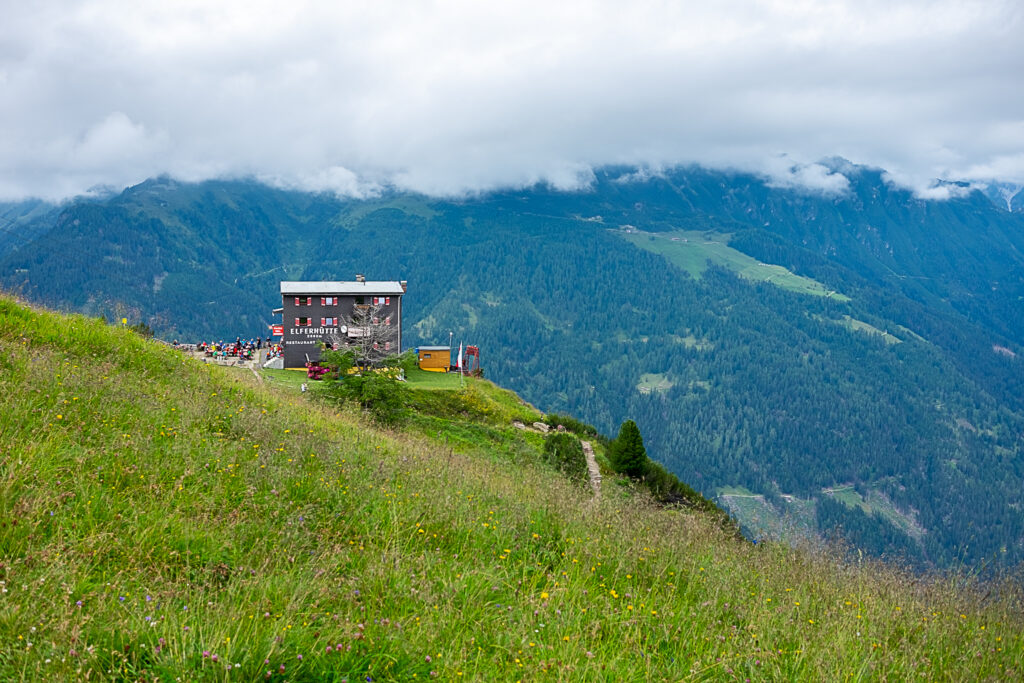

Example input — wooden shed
[417,346,451,372]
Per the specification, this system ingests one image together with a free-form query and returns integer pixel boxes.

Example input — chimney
[355,273,365,283]
[400,280,407,293]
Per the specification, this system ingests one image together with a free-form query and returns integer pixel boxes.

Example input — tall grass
[0,296,1021,680]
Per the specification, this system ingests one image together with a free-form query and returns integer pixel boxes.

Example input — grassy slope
[1,297,1021,681]
[621,229,850,301]
[405,368,467,391]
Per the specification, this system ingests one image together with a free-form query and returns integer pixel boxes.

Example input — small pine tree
[611,419,648,478]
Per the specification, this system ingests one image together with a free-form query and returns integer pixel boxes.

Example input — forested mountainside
[3,165,1024,569]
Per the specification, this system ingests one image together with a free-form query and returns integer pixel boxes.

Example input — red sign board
[271,325,284,336]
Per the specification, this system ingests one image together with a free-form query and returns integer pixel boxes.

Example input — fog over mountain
[1,0,1023,201]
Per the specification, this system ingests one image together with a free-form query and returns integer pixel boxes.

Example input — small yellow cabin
[417,346,451,372]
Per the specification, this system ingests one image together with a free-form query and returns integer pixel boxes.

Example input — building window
[355,296,365,305]
[385,341,391,351]
[295,296,311,306]
[373,296,392,306]
[322,317,337,326]
[423,353,431,358]
[321,296,338,306]
[295,317,311,326]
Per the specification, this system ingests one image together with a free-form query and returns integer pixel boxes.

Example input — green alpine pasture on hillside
[0,297,1022,681]
[619,229,850,301]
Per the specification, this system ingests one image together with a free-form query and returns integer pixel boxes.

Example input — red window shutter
[386,297,390,305]
[320,297,325,306]
[295,297,299,306]
[294,318,300,326]
[320,318,325,326]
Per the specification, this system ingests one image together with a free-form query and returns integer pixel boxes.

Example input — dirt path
[581,440,601,497]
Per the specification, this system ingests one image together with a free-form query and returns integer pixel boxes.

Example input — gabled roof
[280,281,405,296]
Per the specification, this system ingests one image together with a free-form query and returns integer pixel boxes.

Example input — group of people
[175,336,283,362]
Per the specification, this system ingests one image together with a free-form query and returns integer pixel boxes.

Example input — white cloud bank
[0,0,1022,200]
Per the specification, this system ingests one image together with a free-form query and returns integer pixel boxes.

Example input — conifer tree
[611,419,648,478]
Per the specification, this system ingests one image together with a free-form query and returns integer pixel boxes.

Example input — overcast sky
[1,0,1022,201]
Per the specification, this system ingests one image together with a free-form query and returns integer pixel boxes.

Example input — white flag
[457,342,463,369]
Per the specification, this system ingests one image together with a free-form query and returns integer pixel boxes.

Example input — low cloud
[613,166,668,185]
[260,167,381,199]
[881,170,975,200]
[0,1,1022,201]
[762,158,851,195]
[953,152,1024,186]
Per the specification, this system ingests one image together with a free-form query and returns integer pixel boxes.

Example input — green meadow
[405,367,467,391]
[0,296,1021,681]
[621,230,851,301]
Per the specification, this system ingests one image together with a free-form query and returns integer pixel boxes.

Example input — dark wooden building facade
[278,277,406,369]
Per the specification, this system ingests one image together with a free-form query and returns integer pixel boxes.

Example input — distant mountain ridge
[981,182,1024,213]
[2,163,1023,569]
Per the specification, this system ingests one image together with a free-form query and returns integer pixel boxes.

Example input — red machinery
[463,345,480,374]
